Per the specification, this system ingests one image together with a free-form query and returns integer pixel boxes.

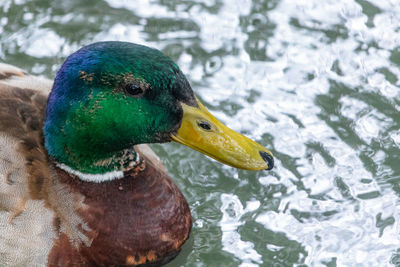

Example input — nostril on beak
[259,151,274,170]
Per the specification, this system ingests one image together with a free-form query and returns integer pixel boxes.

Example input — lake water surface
[1,0,399,266]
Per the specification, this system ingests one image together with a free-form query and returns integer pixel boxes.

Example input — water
[1,0,399,266]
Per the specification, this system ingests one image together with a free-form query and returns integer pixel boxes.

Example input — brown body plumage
[0,63,191,266]
[49,160,191,266]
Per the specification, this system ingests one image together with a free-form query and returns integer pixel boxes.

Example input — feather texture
[0,64,56,265]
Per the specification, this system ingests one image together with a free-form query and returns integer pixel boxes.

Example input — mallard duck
[0,41,273,266]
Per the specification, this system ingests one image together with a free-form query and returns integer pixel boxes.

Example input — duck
[0,41,273,266]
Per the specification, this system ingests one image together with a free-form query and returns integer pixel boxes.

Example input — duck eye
[125,84,144,96]
[197,121,212,131]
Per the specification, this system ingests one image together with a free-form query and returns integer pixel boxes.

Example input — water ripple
[1,0,399,266]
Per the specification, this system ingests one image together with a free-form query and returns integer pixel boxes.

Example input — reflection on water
[1,0,399,266]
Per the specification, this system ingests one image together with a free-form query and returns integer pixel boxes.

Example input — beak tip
[259,151,274,170]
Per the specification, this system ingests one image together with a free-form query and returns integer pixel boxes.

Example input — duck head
[44,41,273,175]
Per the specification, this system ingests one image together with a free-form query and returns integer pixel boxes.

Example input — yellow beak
[171,98,274,170]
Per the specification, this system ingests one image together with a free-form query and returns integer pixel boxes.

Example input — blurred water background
[1,0,400,266]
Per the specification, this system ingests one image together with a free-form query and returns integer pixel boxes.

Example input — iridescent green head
[44,42,196,173]
[44,41,273,176]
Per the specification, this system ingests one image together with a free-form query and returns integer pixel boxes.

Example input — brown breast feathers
[48,158,192,266]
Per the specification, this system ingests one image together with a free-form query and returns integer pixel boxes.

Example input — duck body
[0,41,273,266]
[0,65,191,266]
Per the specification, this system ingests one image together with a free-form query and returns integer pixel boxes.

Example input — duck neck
[52,146,140,182]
